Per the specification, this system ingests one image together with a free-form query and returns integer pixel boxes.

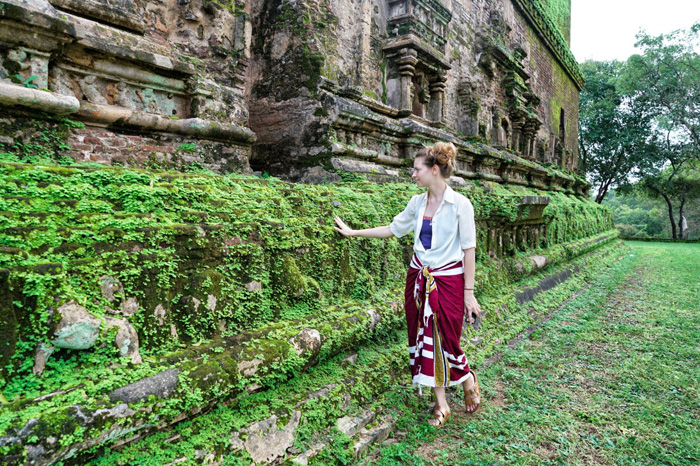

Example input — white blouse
[389,185,476,268]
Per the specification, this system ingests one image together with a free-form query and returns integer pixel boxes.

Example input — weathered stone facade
[1,0,584,192]
[0,0,255,170]
[248,0,585,193]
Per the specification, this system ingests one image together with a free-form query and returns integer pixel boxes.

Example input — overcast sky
[570,0,700,62]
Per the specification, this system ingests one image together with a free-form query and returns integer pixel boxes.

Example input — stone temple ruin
[1,0,583,189]
[0,1,623,464]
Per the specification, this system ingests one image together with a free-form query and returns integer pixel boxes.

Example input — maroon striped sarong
[405,254,471,388]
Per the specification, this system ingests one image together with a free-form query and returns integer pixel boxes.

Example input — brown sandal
[464,371,481,414]
[428,409,450,428]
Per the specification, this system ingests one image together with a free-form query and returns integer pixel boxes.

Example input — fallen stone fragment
[244,411,301,464]
[364,308,381,330]
[237,358,263,376]
[104,316,143,364]
[245,280,262,292]
[341,352,358,366]
[32,343,55,377]
[337,411,376,437]
[154,304,167,326]
[52,300,101,350]
[108,369,180,403]
[100,276,124,301]
[290,328,321,356]
[353,415,395,458]
[292,442,327,465]
[120,297,139,316]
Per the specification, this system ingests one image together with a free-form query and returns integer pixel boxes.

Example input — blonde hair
[415,142,457,178]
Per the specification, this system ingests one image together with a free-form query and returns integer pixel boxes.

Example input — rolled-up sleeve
[390,195,419,238]
[457,197,476,249]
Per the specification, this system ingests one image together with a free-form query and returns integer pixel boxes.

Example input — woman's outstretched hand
[334,217,355,237]
[464,292,481,324]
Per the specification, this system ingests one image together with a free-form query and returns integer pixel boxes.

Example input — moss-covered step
[0,238,626,465]
[0,298,403,465]
[72,240,629,466]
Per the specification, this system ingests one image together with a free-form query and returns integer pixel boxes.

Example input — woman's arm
[463,247,481,322]
[334,217,395,238]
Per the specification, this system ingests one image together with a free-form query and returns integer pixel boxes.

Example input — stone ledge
[327,94,589,195]
[76,103,257,145]
[0,82,80,115]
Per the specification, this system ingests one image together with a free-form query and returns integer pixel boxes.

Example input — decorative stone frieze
[244,0,586,192]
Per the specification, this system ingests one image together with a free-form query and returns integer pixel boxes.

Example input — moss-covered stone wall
[0,159,617,462]
[0,159,620,463]
[0,160,612,373]
[542,0,572,44]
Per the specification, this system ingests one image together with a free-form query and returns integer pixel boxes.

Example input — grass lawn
[367,241,700,465]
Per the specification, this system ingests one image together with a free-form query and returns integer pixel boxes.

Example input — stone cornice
[511,0,584,90]
[325,91,590,196]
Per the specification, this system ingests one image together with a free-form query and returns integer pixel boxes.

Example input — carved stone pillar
[428,70,447,123]
[396,48,418,116]
[510,119,523,152]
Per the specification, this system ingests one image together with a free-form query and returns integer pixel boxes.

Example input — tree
[633,158,700,239]
[578,60,658,203]
[603,190,667,238]
[619,153,700,239]
[623,23,700,157]
[619,24,700,238]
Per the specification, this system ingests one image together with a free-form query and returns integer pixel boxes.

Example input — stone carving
[457,80,480,137]
[387,0,453,52]
[0,47,50,89]
[79,75,108,105]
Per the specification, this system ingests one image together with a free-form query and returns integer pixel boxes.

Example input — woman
[334,142,482,428]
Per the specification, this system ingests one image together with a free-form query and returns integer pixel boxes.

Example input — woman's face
[412,157,438,187]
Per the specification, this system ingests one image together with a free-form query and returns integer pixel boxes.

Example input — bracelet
[464,287,474,290]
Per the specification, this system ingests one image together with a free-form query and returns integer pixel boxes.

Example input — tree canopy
[579,23,700,238]
[578,60,657,203]
[623,24,700,153]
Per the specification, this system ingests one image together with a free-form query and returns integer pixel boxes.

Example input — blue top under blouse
[419,217,432,250]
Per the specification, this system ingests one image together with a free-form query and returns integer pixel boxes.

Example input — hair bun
[432,142,457,168]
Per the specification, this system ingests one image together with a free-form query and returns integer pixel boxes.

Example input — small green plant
[176,143,197,153]
[11,74,39,89]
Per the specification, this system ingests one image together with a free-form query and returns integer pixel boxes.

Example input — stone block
[108,369,180,403]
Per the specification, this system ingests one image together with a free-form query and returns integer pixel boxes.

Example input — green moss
[0,157,615,460]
